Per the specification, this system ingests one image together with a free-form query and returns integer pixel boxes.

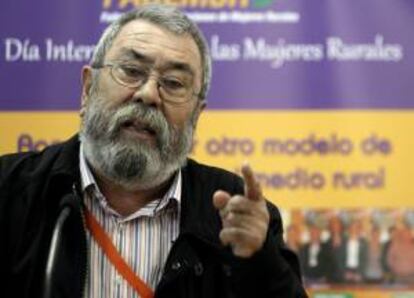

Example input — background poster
[1,1,414,296]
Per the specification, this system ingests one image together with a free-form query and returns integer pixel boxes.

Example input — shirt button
[194,262,204,276]
[222,264,232,277]
[171,262,181,270]
[116,274,122,285]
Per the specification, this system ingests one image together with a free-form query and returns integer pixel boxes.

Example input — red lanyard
[84,208,155,298]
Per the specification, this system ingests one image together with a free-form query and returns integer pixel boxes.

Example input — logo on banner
[102,0,276,9]
[100,0,300,24]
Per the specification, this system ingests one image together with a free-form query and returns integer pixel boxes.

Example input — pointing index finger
[241,162,262,201]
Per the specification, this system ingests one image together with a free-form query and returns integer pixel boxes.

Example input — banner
[1,1,414,297]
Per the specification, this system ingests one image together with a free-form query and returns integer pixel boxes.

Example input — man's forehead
[108,20,201,65]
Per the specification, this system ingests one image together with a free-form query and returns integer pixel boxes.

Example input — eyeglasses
[93,63,199,105]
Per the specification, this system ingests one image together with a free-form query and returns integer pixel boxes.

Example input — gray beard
[80,99,194,191]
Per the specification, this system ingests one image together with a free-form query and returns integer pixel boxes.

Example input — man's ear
[80,65,93,118]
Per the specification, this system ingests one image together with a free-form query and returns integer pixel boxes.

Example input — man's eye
[162,77,185,90]
[120,66,145,78]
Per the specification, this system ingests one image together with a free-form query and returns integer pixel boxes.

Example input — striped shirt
[79,145,181,298]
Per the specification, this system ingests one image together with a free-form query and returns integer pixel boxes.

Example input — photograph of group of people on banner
[284,209,414,287]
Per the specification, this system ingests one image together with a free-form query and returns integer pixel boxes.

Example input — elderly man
[0,5,305,298]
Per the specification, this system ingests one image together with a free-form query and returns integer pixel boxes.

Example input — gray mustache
[108,103,169,142]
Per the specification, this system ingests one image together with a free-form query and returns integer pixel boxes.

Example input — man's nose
[131,76,162,107]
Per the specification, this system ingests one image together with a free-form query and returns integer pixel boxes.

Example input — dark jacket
[0,135,306,298]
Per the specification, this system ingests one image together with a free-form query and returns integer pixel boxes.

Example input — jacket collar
[43,134,83,201]
[50,134,81,179]
[179,160,223,249]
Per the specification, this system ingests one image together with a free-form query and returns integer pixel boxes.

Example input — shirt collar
[79,143,181,220]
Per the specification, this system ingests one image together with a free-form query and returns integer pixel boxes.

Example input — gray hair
[90,5,211,101]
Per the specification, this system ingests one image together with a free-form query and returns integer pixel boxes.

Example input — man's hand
[213,163,270,258]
